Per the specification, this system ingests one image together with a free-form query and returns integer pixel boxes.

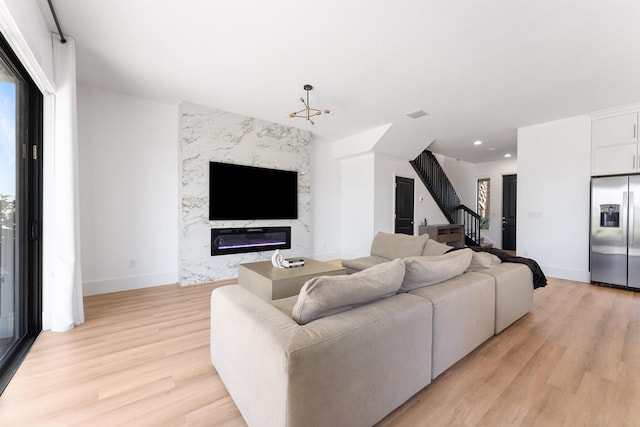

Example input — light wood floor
[1,277,640,426]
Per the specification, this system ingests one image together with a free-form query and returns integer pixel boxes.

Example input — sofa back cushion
[400,248,473,292]
[292,258,405,325]
[466,251,502,272]
[370,232,429,259]
[422,239,452,256]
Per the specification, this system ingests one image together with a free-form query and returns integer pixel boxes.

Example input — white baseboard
[540,265,590,283]
[83,272,178,296]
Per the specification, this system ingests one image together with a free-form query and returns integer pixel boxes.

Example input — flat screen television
[209,161,298,220]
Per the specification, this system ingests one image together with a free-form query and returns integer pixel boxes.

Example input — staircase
[410,150,482,247]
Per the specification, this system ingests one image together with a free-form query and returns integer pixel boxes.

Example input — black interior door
[395,177,414,235]
[502,174,517,251]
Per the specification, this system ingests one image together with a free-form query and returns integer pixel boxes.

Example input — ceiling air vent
[406,110,428,119]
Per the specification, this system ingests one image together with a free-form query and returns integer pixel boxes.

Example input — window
[477,178,490,229]
[0,32,43,394]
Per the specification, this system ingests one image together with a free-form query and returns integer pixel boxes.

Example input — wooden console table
[420,224,465,247]
[238,257,346,300]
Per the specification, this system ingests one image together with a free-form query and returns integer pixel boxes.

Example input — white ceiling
[39,0,640,163]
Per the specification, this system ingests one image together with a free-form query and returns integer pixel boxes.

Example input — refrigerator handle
[630,192,635,246]
[623,192,629,246]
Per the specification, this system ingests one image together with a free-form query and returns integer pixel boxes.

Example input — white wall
[340,154,375,258]
[77,85,179,295]
[475,158,518,247]
[374,154,396,235]
[438,155,477,208]
[310,137,342,260]
[517,115,591,282]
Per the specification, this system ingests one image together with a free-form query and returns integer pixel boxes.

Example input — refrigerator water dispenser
[600,204,620,228]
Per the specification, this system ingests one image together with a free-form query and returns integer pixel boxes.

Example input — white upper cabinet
[592,111,640,175]
[592,112,638,148]
[592,144,638,176]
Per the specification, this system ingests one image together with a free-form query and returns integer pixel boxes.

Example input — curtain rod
[47,0,67,44]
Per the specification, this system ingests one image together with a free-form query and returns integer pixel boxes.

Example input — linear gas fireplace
[211,227,291,256]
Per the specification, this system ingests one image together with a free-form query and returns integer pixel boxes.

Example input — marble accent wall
[179,102,311,285]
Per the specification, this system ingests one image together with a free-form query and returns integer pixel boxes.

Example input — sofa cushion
[408,271,495,378]
[370,232,429,259]
[292,258,405,325]
[340,255,390,272]
[466,251,501,272]
[271,295,298,316]
[476,263,533,333]
[422,239,451,256]
[400,248,473,292]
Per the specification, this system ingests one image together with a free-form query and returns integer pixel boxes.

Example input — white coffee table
[238,257,346,300]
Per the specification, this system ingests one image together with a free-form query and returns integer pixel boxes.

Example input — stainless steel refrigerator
[590,175,640,289]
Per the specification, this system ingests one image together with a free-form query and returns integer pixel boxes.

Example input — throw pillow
[370,232,429,259]
[422,239,452,256]
[466,251,502,272]
[400,248,473,292]
[292,258,405,325]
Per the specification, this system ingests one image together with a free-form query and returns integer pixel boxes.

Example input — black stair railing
[460,205,481,247]
[410,150,481,246]
[410,150,459,223]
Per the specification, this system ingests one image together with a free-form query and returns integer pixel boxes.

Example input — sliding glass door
[0,66,18,365]
[0,33,42,394]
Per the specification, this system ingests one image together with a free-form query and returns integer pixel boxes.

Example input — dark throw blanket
[447,246,548,289]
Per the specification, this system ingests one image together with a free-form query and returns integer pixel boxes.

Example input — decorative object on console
[289,84,330,125]
[282,258,304,268]
[271,249,284,268]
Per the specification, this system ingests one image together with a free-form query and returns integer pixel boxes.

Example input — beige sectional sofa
[210,232,536,427]
[341,231,448,274]
[343,231,535,335]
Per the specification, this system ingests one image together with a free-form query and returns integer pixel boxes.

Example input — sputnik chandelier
[289,84,330,125]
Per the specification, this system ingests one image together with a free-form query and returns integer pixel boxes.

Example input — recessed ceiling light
[488,147,496,151]
[405,110,428,119]
[504,153,512,158]
[473,140,482,145]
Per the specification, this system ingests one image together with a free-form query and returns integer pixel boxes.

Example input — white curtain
[47,35,84,332]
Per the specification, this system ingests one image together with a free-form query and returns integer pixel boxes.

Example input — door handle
[29,221,39,241]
